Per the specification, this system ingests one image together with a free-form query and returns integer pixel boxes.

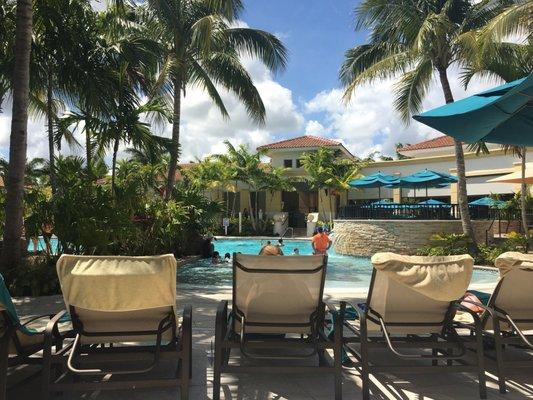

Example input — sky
[0,0,506,163]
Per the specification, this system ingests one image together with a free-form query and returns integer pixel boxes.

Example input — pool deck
[8,284,533,400]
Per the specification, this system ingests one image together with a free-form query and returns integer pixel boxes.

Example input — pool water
[177,239,498,289]
[27,237,59,253]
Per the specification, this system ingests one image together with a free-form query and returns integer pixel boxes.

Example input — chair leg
[0,334,9,400]
[213,302,226,400]
[474,324,487,399]
[493,323,506,394]
[41,336,52,400]
[360,328,370,400]
[181,305,192,400]
[334,338,343,400]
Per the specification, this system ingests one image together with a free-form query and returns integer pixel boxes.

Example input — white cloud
[304,68,499,159]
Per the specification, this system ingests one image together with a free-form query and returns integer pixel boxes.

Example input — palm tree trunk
[1,0,33,274]
[111,137,119,193]
[165,76,182,200]
[437,68,477,246]
[231,183,238,218]
[248,189,256,231]
[46,74,56,194]
[520,147,529,240]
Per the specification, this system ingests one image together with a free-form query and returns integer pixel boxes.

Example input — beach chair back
[56,254,177,344]
[491,252,533,330]
[232,253,327,334]
[368,253,474,334]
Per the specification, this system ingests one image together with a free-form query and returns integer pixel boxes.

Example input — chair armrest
[21,313,57,326]
[342,301,366,321]
[44,310,69,339]
[451,301,484,330]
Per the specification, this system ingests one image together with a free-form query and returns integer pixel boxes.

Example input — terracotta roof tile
[257,135,341,150]
[400,135,456,152]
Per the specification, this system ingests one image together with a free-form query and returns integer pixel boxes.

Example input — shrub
[417,232,528,266]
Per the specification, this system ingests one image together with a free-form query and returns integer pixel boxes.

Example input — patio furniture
[213,253,344,400]
[44,254,192,399]
[465,252,533,393]
[0,274,71,400]
[414,73,533,147]
[342,253,487,400]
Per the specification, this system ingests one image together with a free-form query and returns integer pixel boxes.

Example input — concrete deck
[7,287,533,400]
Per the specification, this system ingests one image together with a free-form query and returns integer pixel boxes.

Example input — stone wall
[333,219,493,256]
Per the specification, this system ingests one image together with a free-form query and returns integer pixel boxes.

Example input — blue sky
[242,0,362,99]
[0,0,499,162]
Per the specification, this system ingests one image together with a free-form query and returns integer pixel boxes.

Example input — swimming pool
[177,238,498,290]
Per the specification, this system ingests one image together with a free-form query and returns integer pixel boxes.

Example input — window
[283,159,293,168]
[296,159,303,168]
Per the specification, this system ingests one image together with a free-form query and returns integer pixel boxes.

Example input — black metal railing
[338,204,460,220]
[338,204,533,221]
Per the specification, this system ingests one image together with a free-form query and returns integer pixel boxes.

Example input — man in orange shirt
[312,227,332,255]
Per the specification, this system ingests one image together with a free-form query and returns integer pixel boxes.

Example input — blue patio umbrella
[413,74,533,146]
[349,171,400,199]
[469,197,506,208]
[418,199,448,205]
[387,169,458,198]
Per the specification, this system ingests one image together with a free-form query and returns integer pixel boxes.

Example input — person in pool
[292,248,300,255]
[224,253,231,263]
[212,251,222,264]
[259,240,283,256]
[312,226,332,255]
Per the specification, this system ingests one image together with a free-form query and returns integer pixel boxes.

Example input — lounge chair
[466,252,533,393]
[342,253,486,400]
[213,253,344,400]
[0,274,70,400]
[44,254,192,399]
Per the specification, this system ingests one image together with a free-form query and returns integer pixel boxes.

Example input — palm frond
[225,28,288,73]
[393,58,434,123]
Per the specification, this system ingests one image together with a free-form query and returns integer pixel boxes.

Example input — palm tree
[214,141,268,231]
[140,0,287,199]
[0,0,15,114]
[300,147,365,224]
[27,0,98,193]
[2,0,33,273]
[464,39,532,240]
[340,0,514,246]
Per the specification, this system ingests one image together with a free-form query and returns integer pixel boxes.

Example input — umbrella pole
[378,186,381,200]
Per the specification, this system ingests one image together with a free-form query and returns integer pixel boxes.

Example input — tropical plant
[300,147,365,224]
[339,0,517,247]
[1,0,33,275]
[139,0,287,198]
[213,141,272,231]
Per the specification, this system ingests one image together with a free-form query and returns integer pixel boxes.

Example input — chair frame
[342,269,487,400]
[462,272,533,394]
[0,309,71,400]
[213,254,345,400]
[42,305,192,400]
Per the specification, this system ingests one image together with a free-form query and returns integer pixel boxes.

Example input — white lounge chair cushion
[57,254,177,312]
[371,253,473,302]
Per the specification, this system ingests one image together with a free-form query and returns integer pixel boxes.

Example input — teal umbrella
[418,199,447,205]
[349,171,400,199]
[387,169,457,199]
[413,74,533,146]
[469,197,506,208]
